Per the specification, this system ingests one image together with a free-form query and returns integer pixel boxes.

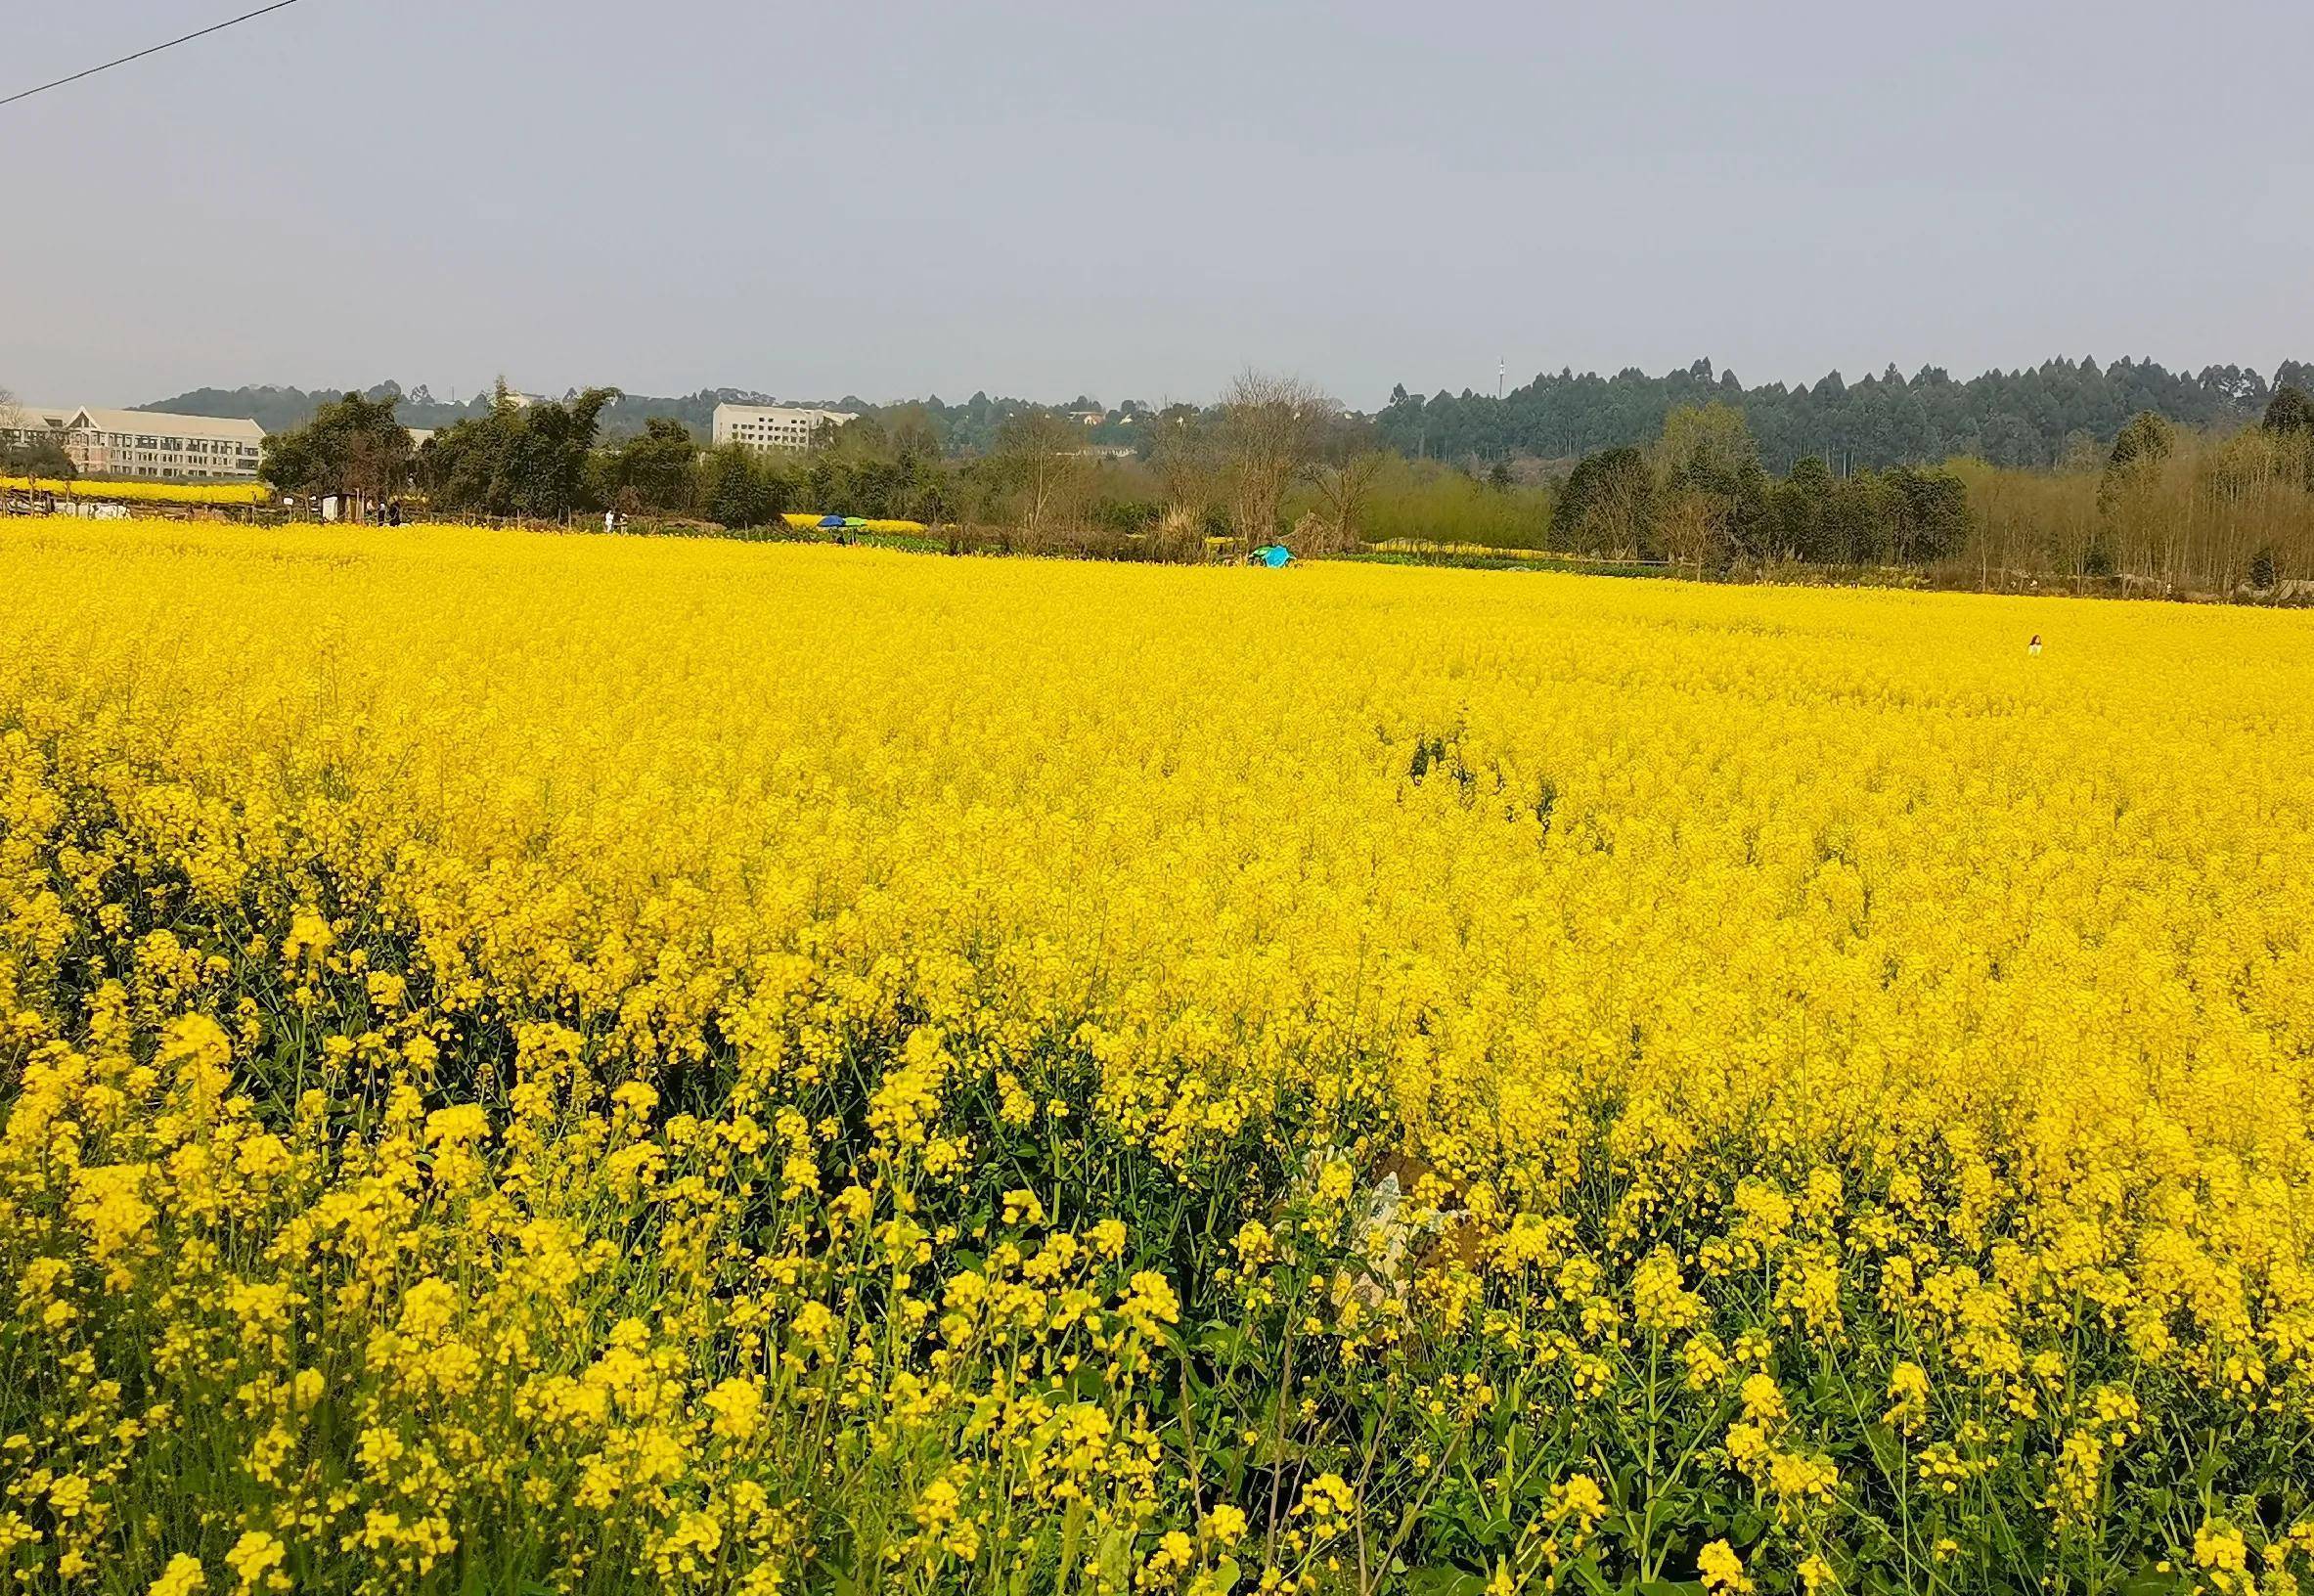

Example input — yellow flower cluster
[0,475,271,507]
[2,518,2313,1595]
[778,513,930,534]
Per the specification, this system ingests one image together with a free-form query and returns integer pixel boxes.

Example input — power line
[0,0,310,111]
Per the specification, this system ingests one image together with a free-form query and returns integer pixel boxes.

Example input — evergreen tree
[1771,455,1837,560]
[1554,447,1655,554]
[596,418,703,513]
[701,445,788,529]
[2263,385,2314,435]
[260,391,414,503]
[417,384,619,518]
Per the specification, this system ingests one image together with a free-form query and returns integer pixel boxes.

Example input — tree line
[151,351,2314,474]
[257,375,1391,559]
[145,380,1114,452]
[145,381,807,444]
[1551,402,1972,572]
[1548,385,2314,594]
[257,371,2314,598]
[1376,355,2314,472]
[1959,387,2314,595]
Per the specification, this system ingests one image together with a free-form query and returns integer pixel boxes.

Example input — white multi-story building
[712,402,857,455]
[65,409,265,479]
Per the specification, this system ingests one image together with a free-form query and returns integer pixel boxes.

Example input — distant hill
[135,382,789,443]
[146,354,2314,468]
[136,382,1122,456]
[1377,356,2314,470]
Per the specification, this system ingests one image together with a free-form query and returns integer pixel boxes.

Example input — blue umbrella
[818,514,846,529]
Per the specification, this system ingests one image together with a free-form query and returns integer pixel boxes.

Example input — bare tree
[1144,412,1224,560]
[344,427,405,509]
[0,386,57,480]
[1654,486,1726,577]
[1220,370,1333,558]
[1308,450,1388,554]
[1591,461,1656,559]
[1151,405,1223,531]
[992,410,1086,544]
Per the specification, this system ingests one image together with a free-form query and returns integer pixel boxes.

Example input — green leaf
[1197,1323,1249,1358]
[2116,1565,2185,1596]
[1402,1570,1489,1596]
[1096,1522,1134,1587]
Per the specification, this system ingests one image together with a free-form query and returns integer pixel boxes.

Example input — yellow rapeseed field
[0,476,272,508]
[2,518,2311,1596]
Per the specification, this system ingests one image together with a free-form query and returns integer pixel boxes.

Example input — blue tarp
[1253,545,1293,567]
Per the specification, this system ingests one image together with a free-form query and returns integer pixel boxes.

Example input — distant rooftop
[71,408,266,440]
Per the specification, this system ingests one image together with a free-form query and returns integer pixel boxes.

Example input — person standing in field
[2029,635,2042,655]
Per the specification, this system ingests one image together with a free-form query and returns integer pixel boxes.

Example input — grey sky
[7,0,2311,410]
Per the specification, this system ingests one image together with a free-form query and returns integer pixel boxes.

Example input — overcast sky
[6,0,2311,410]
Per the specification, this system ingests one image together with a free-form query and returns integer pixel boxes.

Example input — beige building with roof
[0,405,74,460]
[58,408,266,480]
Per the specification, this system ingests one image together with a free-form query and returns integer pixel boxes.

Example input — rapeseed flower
[2,520,2311,1594]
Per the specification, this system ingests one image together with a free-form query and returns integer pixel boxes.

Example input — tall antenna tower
[1497,357,1505,400]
